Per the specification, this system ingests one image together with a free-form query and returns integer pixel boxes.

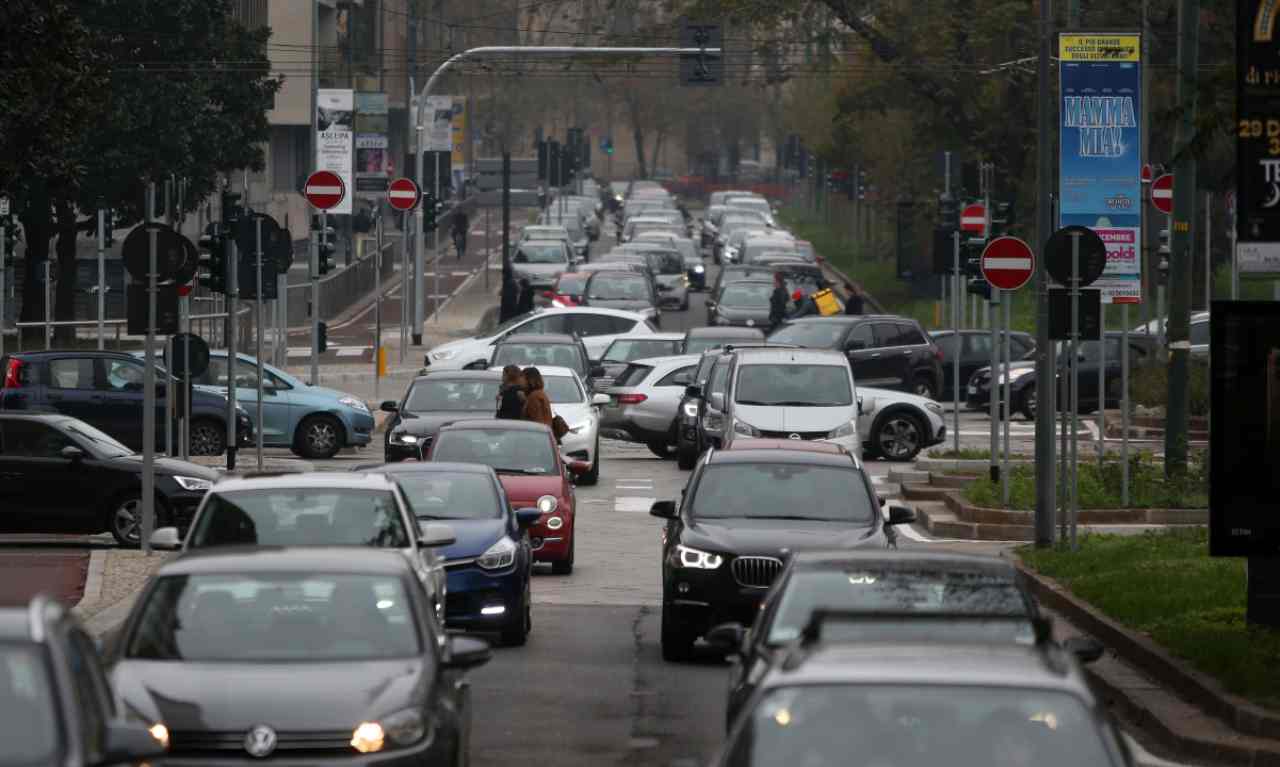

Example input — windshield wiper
[494,467,544,475]
[733,399,775,406]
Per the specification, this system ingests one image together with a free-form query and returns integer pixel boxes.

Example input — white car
[536,365,609,486]
[856,386,947,462]
[425,307,657,370]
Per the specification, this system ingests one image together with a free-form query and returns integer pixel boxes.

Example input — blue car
[355,461,540,646]
[139,350,376,459]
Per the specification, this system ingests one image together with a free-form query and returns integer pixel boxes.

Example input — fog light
[480,605,506,616]
[546,515,564,530]
[678,582,690,594]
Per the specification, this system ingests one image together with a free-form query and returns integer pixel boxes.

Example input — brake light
[933,346,944,361]
[615,393,647,405]
[2,358,23,388]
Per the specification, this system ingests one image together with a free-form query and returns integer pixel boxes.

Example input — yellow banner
[1059,34,1140,62]
[451,104,467,165]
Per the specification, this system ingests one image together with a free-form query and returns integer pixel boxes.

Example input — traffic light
[601,136,614,156]
[991,201,1013,237]
[857,170,868,201]
[422,192,437,233]
[221,191,243,225]
[1157,227,1170,285]
[317,322,328,354]
[548,141,562,187]
[967,277,992,299]
[198,223,227,293]
[537,140,548,180]
[938,194,959,231]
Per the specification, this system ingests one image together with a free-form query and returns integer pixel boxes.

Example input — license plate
[968,384,977,394]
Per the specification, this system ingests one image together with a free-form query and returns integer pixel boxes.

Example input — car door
[43,357,100,426]
[205,355,295,446]
[0,419,84,525]
[569,314,632,359]
[96,357,161,450]
[844,323,895,388]
[878,322,920,391]
[701,359,731,446]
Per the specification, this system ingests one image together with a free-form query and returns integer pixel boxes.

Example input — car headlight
[148,723,170,750]
[392,432,420,445]
[339,395,370,413]
[477,536,517,570]
[351,721,386,754]
[676,544,724,569]
[537,495,558,514]
[733,419,761,437]
[1005,368,1034,382]
[172,476,212,491]
[925,402,944,415]
[693,264,705,273]
[682,402,699,418]
[829,420,857,438]
[430,349,457,361]
[382,707,431,747]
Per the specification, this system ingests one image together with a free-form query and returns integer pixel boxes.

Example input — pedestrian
[451,209,469,260]
[844,282,865,315]
[769,272,789,331]
[516,277,535,315]
[499,276,520,323]
[496,365,527,419]
[520,366,555,430]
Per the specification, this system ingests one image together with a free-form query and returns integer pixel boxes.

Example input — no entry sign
[387,177,420,211]
[1151,173,1174,215]
[304,170,345,211]
[961,203,987,235]
[980,236,1036,291]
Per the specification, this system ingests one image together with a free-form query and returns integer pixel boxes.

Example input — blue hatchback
[356,461,540,646]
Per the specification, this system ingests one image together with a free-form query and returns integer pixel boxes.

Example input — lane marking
[336,347,366,357]
[616,496,656,513]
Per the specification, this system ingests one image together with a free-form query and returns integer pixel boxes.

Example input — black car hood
[112,658,431,732]
[395,411,493,437]
[715,305,771,320]
[586,299,653,312]
[684,518,881,556]
[115,455,220,480]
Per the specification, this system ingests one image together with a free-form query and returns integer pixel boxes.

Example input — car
[715,347,864,460]
[632,231,705,290]
[650,442,915,661]
[539,211,589,257]
[739,236,799,265]
[511,238,576,290]
[0,595,168,766]
[769,315,945,399]
[930,329,1036,401]
[706,278,775,329]
[612,245,691,309]
[1134,310,1210,358]
[600,353,701,458]
[381,370,504,462]
[466,333,600,386]
[184,351,375,459]
[540,271,589,307]
[107,547,491,765]
[580,269,662,325]
[719,222,775,264]
[856,386,948,461]
[710,551,1045,726]
[148,472,454,624]
[429,419,589,574]
[682,326,766,355]
[0,350,254,455]
[622,215,685,243]
[709,190,755,207]
[595,334,686,390]
[0,413,219,545]
[424,306,657,369]
[701,204,729,248]
[516,364,608,485]
[724,194,777,226]
[519,223,574,258]
[354,463,539,646]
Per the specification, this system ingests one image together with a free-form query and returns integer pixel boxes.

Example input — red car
[540,272,588,308]
[428,419,588,574]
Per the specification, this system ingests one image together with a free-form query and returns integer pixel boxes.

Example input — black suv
[0,350,253,455]
[0,595,167,766]
[769,315,944,399]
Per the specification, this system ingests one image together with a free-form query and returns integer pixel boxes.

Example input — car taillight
[616,393,647,405]
[933,347,944,361]
[2,358,24,388]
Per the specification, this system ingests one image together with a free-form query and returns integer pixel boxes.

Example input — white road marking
[615,496,656,513]
[451,271,471,277]
[336,347,366,357]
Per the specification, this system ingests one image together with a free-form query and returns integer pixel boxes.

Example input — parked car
[930,329,1036,401]
[650,441,915,660]
[107,548,491,764]
[682,326,766,355]
[0,350,253,455]
[596,334,686,390]
[706,279,775,329]
[429,419,589,574]
[600,354,701,458]
[769,315,945,399]
[1,595,167,766]
[0,413,218,545]
[424,306,657,369]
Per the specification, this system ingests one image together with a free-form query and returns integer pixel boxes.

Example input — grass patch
[963,454,1207,509]
[1019,529,1280,709]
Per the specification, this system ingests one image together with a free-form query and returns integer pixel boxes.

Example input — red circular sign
[304,170,345,211]
[387,177,420,211]
[1151,173,1174,215]
[176,283,193,297]
[980,236,1036,291]
[1140,164,1153,183]
[960,203,987,234]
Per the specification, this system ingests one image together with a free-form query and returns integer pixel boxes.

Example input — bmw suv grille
[731,556,784,588]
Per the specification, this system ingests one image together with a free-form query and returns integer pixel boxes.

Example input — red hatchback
[428,419,587,574]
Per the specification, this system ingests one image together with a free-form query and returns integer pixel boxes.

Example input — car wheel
[551,534,575,575]
[1020,385,1037,421]
[912,375,937,400]
[661,600,695,662]
[578,437,601,486]
[107,494,165,547]
[295,415,344,460]
[875,412,925,462]
[188,419,227,456]
[647,441,674,459]
[500,582,531,646]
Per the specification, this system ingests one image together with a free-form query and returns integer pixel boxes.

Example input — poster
[1058,33,1142,303]
[1237,0,1280,274]
[451,99,467,191]
[315,88,354,215]
[355,134,389,193]
[424,95,453,152]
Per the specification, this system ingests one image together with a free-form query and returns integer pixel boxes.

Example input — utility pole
[1033,0,1057,547]
[1165,0,1199,476]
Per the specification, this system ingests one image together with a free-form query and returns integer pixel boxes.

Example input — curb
[83,590,142,640]
[1012,560,1280,748]
[74,549,106,612]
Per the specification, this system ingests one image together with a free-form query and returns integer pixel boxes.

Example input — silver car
[601,354,702,458]
[513,238,576,289]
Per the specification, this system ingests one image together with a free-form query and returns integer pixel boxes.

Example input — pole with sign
[981,236,1036,495]
[304,170,345,385]
[388,178,420,364]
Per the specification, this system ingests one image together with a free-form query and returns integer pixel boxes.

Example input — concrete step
[886,468,930,485]
[930,473,977,489]
[901,482,951,503]
[912,502,979,539]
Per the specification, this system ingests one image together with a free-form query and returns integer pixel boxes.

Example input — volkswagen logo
[244,725,278,758]
[788,433,802,440]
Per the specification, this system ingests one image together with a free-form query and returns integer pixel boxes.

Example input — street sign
[126,283,179,335]
[122,223,187,282]
[1044,225,1107,287]
[960,203,987,235]
[1151,173,1174,214]
[164,332,211,380]
[1141,164,1154,184]
[387,177,420,211]
[1048,287,1102,340]
[980,236,1036,291]
[304,170,345,211]
[679,19,722,86]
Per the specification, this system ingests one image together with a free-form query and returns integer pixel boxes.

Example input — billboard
[354,92,389,194]
[316,89,354,215]
[1237,0,1280,274]
[423,95,453,152]
[1058,33,1142,304]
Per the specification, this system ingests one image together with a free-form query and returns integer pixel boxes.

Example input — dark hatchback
[107,547,492,765]
[705,279,775,329]
[769,315,944,399]
[650,443,915,661]
[381,371,504,462]
[0,413,218,545]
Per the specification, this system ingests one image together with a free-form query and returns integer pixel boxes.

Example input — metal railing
[13,305,253,352]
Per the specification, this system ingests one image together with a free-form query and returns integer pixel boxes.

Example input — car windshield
[768,322,850,349]
[0,644,60,766]
[544,375,585,404]
[735,364,852,406]
[126,573,421,662]
[690,464,875,523]
[64,420,133,458]
[393,473,502,520]
[432,428,557,474]
[187,489,411,548]
[405,379,500,412]
[488,310,537,336]
[525,228,566,240]
[589,274,650,301]
[605,338,684,362]
[556,275,587,294]
[493,344,585,376]
[727,685,1117,767]
[514,243,568,264]
[767,569,1034,645]
[720,283,773,308]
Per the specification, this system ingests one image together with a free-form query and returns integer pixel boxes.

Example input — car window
[720,283,773,307]
[514,315,567,335]
[493,344,585,376]
[690,463,875,523]
[965,334,993,357]
[544,375,585,403]
[201,358,290,390]
[188,489,411,548]
[872,322,901,348]
[847,323,875,350]
[604,338,683,362]
[612,363,654,388]
[897,323,928,346]
[735,364,853,407]
[0,643,62,764]
[1190,320,1210,346]
[99,359,145,391]
[708,361,730,399]
[657,365,696,387]
[694,356,718,385]
[514,243,569,264]
[393,473,503,520]
[1011,336,1035,358]
[587,274,651,301]
[932,333,958,358]
[431,428,558,474]
[49,358,95,390]
[404,379,500,412]
[572,313,629,337]
[770,322,849,350]
[0,421,75,458]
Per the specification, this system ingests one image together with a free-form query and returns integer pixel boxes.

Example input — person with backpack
[769,272,790,331]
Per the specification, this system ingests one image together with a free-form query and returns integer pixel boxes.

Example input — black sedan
[705,279,775,329]
[0,413,219,545]
[108,547,491,764]
[381,371,504,461]
[930,329,1036,401]
[650,441,915,661]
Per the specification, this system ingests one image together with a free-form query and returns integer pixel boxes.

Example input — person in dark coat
[499,276,520,323]
[769,272,790,330]
[496,365,527,419]
[516,277,535,315]
[844,282,865,315]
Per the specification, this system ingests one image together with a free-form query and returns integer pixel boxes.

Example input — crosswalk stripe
[615,496,655,513]
[336,347,366,357]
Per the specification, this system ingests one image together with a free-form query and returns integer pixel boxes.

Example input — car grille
[731,556,784,588]
[170,729,352,754]
[759,429,829,440]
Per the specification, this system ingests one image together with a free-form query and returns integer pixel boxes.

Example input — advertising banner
[1058,33,1142,303]
[316,89,354,215]
[423,96,454,152]
[450,100,467,167]
[354,93,389,195]
[1237,0,1280,274]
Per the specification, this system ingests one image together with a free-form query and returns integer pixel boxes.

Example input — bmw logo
[788,433,801,440]
[244,724,278,758]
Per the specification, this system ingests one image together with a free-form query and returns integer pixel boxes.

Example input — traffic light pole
[97,207,106,350]
[255,217,265,471]
[312,212,324,387]
[434,152,441,324]
[1033,0,1057,547]
[142,183,157,554]
[952,231,961,458]
[226,210,239,472]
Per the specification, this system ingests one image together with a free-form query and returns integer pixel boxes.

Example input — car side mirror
[1063,636,1105,664]
[100,720,167,764]
[887,504,916,526]
[684,384,702,399]
[707,392,725,412]
[61,445,86,461]
[591,365,607,378]
[445,635,492,670]
[567,459,591,477]
[705,622,748,655]
[592,393,611,406]
[417,522,457,548]
[149,527,182,551]
[380,400,399,413]
[515,507,541,528]
[857,396,864,416]
[649,500,677,519]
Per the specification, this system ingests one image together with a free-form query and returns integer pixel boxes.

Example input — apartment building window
[234,0,268,29]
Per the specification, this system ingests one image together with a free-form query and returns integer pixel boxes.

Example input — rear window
[604,338,683,363]
[896,323,928,346]
[612,363,653,388]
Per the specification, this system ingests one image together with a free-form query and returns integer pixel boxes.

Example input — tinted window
[49,358,94,389]
[770,322,850,349]
[708,361,730,397]
[735,364,852,407]
[514,243,569,264]
[126,573,420,662]
[201,357,289,389]
[657,365,696,387]
[0,421,75,458]
[612,364,653,388]
[572,313,631,337]
[0,644,61,765]
[604,338,683,362]
[555,275,587,295]
[432,428,557,474]
[720,283,773,307]
[872,322,901,347]
[1011,336,1035,358]
[188,489,411,548]
[645,252,683,274]
[394,473,502,520]
[966,333,994,357]
[848,323,875,349]
[405,379,500,412]
[694,356,718,384]
[587,274,651,301]
[897,323,928,346]
[1190,320,1210,346]
[493,343,585,376]
[690,464,874,523]
[932,333,959,358]
[544,375,585,403]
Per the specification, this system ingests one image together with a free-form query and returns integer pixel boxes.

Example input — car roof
[161,546,417,577]
[685,326,765,338]
[0,412,77,425]
[608,333,685,343]
[527,306,647,319]
[211,471,401,493]
[707,446,861,468]
[411,369,502,383]
[357,461,495,477]
[724,440,851,456]
[730,347,850,365]
[7,349,139,360]
[789,314,905,324]
[508,365,581,380]
[498,334,580,346]
[787,549,1019,574]
[437,418,550,433]
[519,238,570,247]
[722,278,776,287]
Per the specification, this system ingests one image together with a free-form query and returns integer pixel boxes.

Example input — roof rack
[798,608,1052,647]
